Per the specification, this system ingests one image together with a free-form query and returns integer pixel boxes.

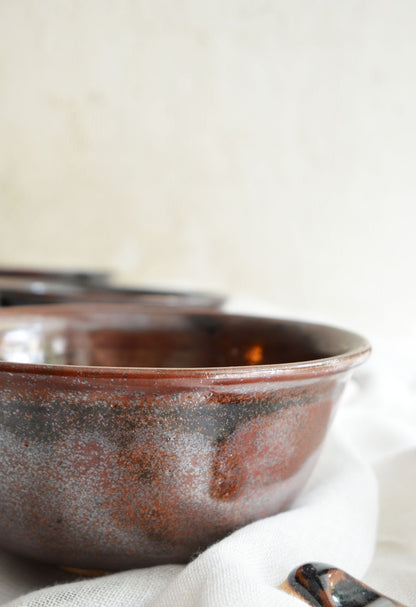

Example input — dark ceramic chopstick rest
[281,562,407,606]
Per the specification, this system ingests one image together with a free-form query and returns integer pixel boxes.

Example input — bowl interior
[0,306,368,369]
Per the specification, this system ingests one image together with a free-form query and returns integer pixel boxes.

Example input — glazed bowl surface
[0,304,370,570]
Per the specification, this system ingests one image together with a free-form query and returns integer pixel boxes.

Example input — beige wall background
[0,1,415,337]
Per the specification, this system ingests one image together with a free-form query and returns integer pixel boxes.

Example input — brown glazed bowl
[0,277,224,309]
[0,304,370,571]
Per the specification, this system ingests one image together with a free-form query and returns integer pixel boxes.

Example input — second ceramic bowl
[0,277,224,309]
[0,266,111,287]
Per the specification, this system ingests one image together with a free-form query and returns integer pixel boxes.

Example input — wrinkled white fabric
[348,337,416,606]
[0,318,415,606]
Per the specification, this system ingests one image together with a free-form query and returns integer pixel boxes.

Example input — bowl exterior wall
[0,370,347,569]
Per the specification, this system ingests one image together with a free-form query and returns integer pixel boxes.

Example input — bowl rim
[0,278,226,308]
[0,267,110,282]
[0,303,371,381]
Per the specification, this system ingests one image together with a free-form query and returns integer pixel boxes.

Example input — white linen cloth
[0,306,415,606]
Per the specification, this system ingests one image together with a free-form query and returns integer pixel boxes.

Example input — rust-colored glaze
[284,562,407,606]
[0,304,370,570]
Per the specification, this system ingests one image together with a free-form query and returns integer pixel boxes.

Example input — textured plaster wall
[0,1,415,336]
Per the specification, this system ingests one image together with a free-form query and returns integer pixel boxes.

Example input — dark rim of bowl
[0,280,225,308]
[0,303,371,382]
[0,268,110,282]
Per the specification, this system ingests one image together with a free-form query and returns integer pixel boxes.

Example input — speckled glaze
[0,305,370,570]
[283,562,407,606]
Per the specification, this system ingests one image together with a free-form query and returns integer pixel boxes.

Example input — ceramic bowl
[0,304,370,570]
[0,267,111,287]
[0,277,224,309]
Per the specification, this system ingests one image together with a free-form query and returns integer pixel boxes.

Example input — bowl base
[60,566,112,577]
